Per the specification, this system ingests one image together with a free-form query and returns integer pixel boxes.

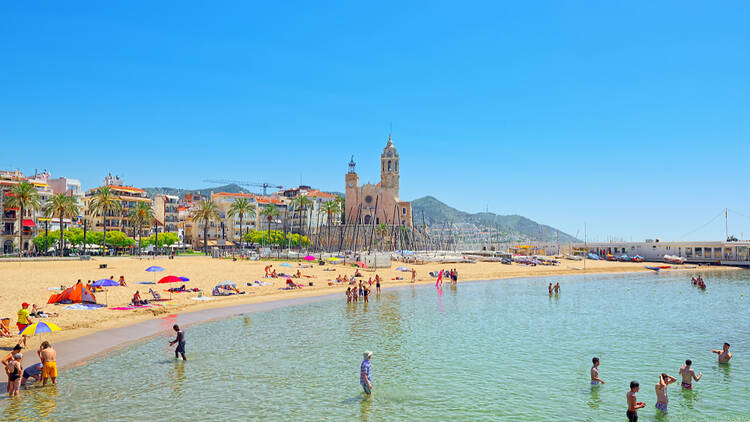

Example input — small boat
[646,266,661,271]
[658,265,671,269]
[631,255,645,262]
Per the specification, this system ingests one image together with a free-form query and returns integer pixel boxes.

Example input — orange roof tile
[212,192,255,198]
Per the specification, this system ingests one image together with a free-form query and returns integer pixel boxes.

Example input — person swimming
[712,343,732,363]
[590,357,604,385]
[679,359,702,389]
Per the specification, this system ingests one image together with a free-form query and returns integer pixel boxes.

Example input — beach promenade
[0,256,737,354]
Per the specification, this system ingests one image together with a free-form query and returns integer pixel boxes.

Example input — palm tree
[129,202,154,256]
[42,193,80,256]
[6,182,42,257]
[259,204,280,248]
[192,199,219,255]
[375,223,388,251]
[227,197,254,251]
[290,196,312,235]
[322,199,341,252]
[88,186,122,254]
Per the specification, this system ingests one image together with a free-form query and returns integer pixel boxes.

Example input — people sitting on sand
[131,291,147,306]
[286,279,298,289]
[354,269,362,277]
[118,275,127,286]
[271,269,278,278]
[30,304,58,318]
[350,275,356,283]
[295,269,302,278]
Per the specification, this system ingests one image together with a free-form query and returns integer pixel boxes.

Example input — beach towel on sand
[64,304,105,310]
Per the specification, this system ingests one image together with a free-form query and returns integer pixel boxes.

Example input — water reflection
[169,360,186,399]
[359,394,373,421]
[587,385,601,409]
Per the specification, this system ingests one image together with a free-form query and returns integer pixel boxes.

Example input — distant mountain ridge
[144,184,250,199]
[410,196,580,243]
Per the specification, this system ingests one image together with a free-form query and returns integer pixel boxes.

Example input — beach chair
[148,288,163,301]
[0,318,11,337]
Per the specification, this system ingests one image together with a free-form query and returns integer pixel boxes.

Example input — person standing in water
[712,343,732,363]
[654,373,677,414]
[553,282,560,294]
[169,324,186,361]
[548,283,553,295]
[38,341,57,386]
[590,357,605,385]
[679,359,702,389]
[360,350,373,396]
[626,381,645,421]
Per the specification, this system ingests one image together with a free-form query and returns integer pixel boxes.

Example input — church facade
[345,135,413,227]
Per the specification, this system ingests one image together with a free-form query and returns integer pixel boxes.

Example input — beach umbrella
[327,257,339,262]
[356,261,367,268]
[92,279,119,287]
[146,266,165,283]
[396,266,409,272]
[179,276,190,281]
[158,275,183,284]
[303,255,316,261]
[280,262,292,267]
[20,321,61,344]
[92,278,119,306]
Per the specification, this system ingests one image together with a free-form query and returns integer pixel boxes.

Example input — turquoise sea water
[3,271,750,421]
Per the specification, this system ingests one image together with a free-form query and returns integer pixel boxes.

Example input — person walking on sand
[679,359,702,389]
[360,351,373,396]
[38,341,57,386]
[169,324,186,361]
[17,302,33,347]
[411,269,416,283]
[712,342,732,363]
[626,381,645,421]
[6,353,22,397]
[590,357,605,385]
[655,373,677,414]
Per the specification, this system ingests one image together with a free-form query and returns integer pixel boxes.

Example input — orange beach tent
[47,283,97,304]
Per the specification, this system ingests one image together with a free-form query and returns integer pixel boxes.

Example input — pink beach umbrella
[303,255,316,261]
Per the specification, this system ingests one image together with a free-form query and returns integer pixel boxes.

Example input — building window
[376,218,379,224]
[387,161,391,172]
[365,196,373,204]
[364,215,371,225]
[402,207,406,214]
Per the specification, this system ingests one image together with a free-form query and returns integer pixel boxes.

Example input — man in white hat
[360,350,373,396]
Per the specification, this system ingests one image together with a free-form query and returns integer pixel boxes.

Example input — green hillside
[410,196,580,243]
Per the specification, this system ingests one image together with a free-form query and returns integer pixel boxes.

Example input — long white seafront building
[565,240,750,267]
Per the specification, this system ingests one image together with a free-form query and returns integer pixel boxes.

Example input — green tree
[5,181,42,256]
[32,231,57,252]
[258,204,280,248]
[375,223,388,251]
[290,195,313,243]
[142,232,179,248]
[88,186,122,253]
[42,193,80,256]
[106,230,135,249]
[227,197,254,251]
[321,199,341,252]
[192,199,219,255]
[128,201,154,256]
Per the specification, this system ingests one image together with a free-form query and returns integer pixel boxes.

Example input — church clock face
[365,195,373,204]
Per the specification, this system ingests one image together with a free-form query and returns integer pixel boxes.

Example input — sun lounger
[148,288,163,300]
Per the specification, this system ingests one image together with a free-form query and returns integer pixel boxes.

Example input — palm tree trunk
[203,224,208,255]
[239,214,244,251]
[59,213,64,257]
[18,205,24,258]
[138,229,142,257]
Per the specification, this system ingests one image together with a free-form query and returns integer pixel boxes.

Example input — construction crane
[203,179,283,196]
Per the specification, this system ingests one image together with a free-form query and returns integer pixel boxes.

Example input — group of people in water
[345,276,382,303]
[3,341,58,397]
[591,342,732,420]
[547,282,560,295]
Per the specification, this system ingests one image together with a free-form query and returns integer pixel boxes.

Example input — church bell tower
[380,134,400,198]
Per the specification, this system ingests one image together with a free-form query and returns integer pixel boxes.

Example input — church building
[345,135,413,227]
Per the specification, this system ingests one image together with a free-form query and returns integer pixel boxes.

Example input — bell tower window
[387,160,391,172]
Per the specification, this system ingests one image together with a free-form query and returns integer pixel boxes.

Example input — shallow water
[2,271,750,421]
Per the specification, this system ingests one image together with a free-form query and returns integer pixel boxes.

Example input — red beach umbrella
[158,275,183,284]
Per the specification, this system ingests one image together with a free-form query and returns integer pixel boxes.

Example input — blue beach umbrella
[179,276,190,281]
[93,279,120,287]
[280,263,292,267]
[146,266,165,283]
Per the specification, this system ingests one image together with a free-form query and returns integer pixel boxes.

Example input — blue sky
[2,1,750,241]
